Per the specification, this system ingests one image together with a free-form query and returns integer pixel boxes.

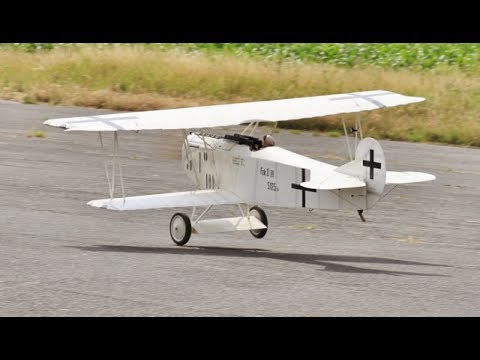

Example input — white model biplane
[44,90,435,245]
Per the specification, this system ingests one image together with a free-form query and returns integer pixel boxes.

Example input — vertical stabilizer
[335,137,386,209]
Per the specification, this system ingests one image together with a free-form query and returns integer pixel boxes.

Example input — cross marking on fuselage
[291,168,316,208]
[63,116,139,131]
[363,149,381,180]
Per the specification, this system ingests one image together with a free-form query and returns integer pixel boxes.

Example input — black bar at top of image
[1,3,479,42]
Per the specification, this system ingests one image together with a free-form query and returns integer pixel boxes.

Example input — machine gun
[224,133,263,151]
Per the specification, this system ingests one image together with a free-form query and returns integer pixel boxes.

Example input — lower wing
[88,189,244,211]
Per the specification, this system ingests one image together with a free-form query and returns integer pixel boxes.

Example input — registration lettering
[260,167,275,178]
[267,181,279,192]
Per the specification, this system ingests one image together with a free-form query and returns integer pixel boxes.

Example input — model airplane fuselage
[184,133,371,211]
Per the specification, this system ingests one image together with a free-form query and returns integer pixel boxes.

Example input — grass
[5,43,480,71]
[288,129,303,135]
[327,130,341,138]
[167,43,480,71]
[26,128,45,138]
[0,44,479,146]
[22,95,36,104]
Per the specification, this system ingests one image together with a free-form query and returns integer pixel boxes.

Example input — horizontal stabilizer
[88,189,243,211]
[386,171,436,184]
[301,174,365,190]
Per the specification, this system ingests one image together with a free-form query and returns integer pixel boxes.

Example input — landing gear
[170,213,192,246]
[249,206,268,239]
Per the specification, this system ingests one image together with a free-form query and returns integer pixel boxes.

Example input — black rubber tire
[249,206,268,239]
[169,213,192,246]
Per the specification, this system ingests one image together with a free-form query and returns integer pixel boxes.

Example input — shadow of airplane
[68,245,451,277]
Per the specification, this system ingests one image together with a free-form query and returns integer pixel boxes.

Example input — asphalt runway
[1,99,479,316]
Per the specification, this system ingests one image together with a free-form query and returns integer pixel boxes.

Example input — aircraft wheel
[249,206,268,239]
[170,213,192,246]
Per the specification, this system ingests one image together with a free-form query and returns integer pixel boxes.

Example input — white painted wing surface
[88,189,244,211]
[386,171,436,184]
[44,90,425,132]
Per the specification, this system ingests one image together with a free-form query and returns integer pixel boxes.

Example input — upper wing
[44,90,424,132]
[88,189,244,211]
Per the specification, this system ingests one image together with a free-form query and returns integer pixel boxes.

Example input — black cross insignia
[64,116,139,130]
[291,168,316,208]
[330,91,391,109]
[363,149,382,180]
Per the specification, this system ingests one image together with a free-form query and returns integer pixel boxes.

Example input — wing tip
[44,119,67,129]
[386,171,436,184]
[87,200,108,209]
[423,173,436,182]
[413,96,426,103]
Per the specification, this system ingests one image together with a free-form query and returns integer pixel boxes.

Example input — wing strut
[341,113,364,161]
[269,122,278,136]
[241,122,254,135]
[241,121,260,137]
[98,131,126,203]
[341,116,353,161]
[354,113,364,150]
